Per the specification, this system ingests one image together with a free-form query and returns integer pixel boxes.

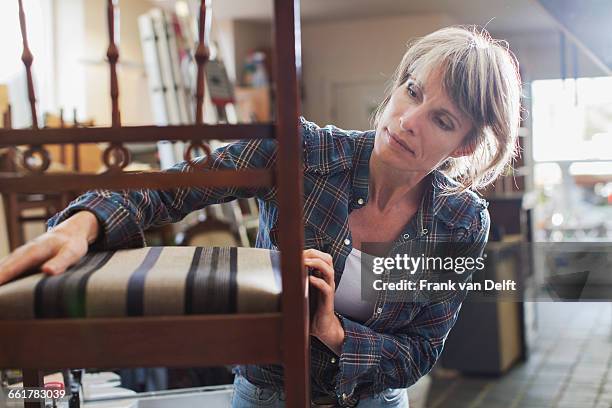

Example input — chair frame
[0,0,309,407]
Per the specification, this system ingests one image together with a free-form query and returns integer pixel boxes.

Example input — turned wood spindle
[4,105,12,130]
[17,0,38,130]
[59,108,67,165]
[3,105,12,130]
[107,0,121,128]
[7,105,12,129]
[72,108,81,172]
[3,105,17,174]
[194,0,210,125]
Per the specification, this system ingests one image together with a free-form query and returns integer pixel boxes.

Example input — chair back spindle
[106,0,121,128]
[194,0,210,126]
[17,0,38,130]
[104,0,131,172]
[3,105,12,130]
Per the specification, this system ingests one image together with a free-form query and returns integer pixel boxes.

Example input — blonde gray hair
[372,25,522,194]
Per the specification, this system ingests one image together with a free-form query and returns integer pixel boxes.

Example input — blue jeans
[231,375,409,407]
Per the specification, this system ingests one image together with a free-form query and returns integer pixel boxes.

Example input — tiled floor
[427,303,612,408]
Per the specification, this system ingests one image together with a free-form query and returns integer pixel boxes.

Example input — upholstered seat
[0,247,282,319]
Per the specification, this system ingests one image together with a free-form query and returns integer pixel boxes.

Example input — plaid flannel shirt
[48,117,490,406]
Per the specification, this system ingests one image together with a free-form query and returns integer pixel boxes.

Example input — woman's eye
[407,84,418,98]
[436,117,452,130]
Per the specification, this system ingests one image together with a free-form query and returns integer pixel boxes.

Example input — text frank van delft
[371,254,517,292]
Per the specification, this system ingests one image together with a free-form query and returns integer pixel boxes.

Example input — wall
[215,19,237,82]
[217,14,607,129]
[81,0,155,126]
[500,31,605,83]
[1,0,55,128]
[54,4,609,129]
[300,14,455,128]
[54,0,86,120]
[232,21,273,86]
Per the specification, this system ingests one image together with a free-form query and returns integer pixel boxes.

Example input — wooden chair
[1,110,71,250]
[0,1,308,407]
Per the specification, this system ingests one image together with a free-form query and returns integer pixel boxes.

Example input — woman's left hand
[305,249,344,355]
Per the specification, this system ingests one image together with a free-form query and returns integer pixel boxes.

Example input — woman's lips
[386,128,415,156]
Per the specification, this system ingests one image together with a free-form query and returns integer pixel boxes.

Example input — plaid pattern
[48,117,490,405]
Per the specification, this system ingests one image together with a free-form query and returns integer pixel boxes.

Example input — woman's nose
[399,108,424,133]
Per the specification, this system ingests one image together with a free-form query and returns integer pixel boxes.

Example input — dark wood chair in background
[1,108,86,250]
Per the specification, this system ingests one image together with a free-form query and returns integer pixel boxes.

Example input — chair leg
[22,369,44,408]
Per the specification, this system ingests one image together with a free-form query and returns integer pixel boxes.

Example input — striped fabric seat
[0,247,282,319]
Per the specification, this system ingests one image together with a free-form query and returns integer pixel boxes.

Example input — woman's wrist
[56,211,100,245]
[315,312,345,356]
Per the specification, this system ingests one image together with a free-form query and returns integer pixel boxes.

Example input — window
[532,77,612,163]
[0,0,55,126]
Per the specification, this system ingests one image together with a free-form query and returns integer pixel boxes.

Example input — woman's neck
[368,154,429,212]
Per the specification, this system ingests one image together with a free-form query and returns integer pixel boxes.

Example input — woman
[0,26,520,407]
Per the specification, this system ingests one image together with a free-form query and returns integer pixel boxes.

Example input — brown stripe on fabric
[185,247,203,314]
[190,247,214,314]
[86,247,151,317]
[60,252,115,317]
[127,247,163,316]
[0,273,45,319]
[35,253,95,318]
[236,248,281,313]
[191,247,233,314]
[142,246,195,316]
[207,247,224,313]
[228,247,238,313]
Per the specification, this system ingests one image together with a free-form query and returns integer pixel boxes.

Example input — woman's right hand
[0,211,100,286]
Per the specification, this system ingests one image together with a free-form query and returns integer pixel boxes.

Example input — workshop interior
[1,0,612,407]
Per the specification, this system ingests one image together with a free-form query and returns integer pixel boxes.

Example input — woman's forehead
[407,70,471,125]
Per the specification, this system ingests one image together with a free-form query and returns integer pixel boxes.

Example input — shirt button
[357,198,364,205]
[330,357,337,364]
[344,238,351,246]
[376,307,383,314]
[341,393,348,401]
[403,233,410,239]
[422,228,428,235]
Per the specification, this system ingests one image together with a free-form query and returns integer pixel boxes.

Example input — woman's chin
[379,153,423,174]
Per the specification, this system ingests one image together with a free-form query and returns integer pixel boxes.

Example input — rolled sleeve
[47,191,146,250]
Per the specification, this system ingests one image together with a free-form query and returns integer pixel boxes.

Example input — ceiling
[537,0,612,73]
[200,0,559,34]
[151,0,612,74]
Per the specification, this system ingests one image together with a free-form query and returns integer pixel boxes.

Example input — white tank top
[334,248,377,324]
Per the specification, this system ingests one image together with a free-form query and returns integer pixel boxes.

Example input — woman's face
[374,69,474,176]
